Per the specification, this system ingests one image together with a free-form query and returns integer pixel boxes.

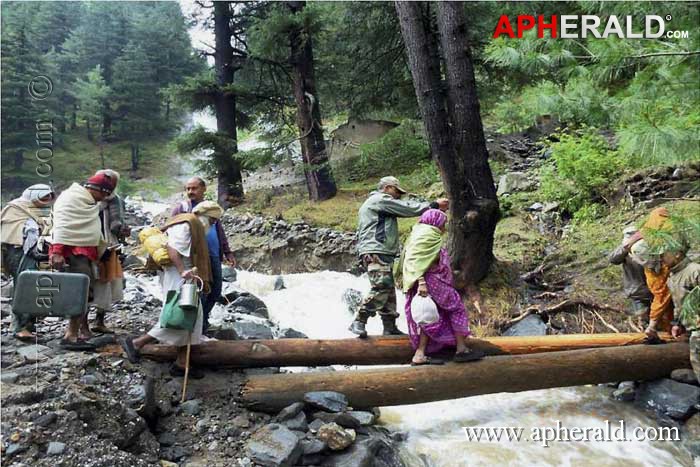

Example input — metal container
[13,270,90,317]
[179,276,203,311]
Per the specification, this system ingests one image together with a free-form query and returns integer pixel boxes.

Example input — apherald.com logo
[493,15,689,39]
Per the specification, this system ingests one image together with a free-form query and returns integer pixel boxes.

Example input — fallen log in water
[240,343,691,412]
[102,332,670,367]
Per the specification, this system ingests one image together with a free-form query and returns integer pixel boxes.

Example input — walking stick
[180,331,192,403]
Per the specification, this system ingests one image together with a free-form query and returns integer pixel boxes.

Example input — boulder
[231,322,274,340]
[282,411,308,432]
[345,411,377,427]
[503,314,546,337]
[280,328,308,339]
[299,437,326,455]
[46,441,66,456]
[276,402,305,422]
[222,266,237,282]
[670,369,699,386]
[231,294,269,319]
[207,323,239,341]
[246,424,302,467]
[16,344,53,362]
[304,391,349,413]
[274,276,286,290]
[497,172,535,196]
[636,378,700,420]
[317,423,356,451]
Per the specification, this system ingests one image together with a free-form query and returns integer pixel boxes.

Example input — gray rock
[503,314,546,337]
[231,321,274,340]
[5,443,27,457]
[80,375,98,385]
[196,419,209,434]
[222,266,237,282]
[246,423,302,467]
[312,412,360,430]
[612,386,635,402]
[208,440,219,451]
[283,411,308,432]
[180,399,202,416]
[16,344,52,362]
[162,445,191,462]
[497,172,535,196]
[46,441,66,456]
[232,294,269,317]
[158,432,176,447]
[670,369,699,386]
[1,372,19,384]
[304,391,348,413]
[208,323,239,341]
[274,276,286,290]
[232,414,251,428]
[345,411,377,427]
[636,378,700,420]
[317,423,356,451]
[276,402,305,422]
[33,412,57,427]
[324,436,396,467]
[542,202,560,213]
[121,254,144,268]
[300,437,326,455]
[308,419,324,433]
[527,202,544,211]
[1,302,12,317]
[280,328,308,339]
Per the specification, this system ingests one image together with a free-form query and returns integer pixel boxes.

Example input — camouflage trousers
[356,254,399,324]
[690,332,700,385]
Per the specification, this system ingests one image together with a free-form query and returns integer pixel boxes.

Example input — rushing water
[218,270,694,467]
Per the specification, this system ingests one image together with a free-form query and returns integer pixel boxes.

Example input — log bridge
[104,333,690,411]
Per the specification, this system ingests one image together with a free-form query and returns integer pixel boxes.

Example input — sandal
[120,336,140,363]
[410,357,444,366]
[13,332,37,342]
[59,338,96,351]
[453,348,485,363]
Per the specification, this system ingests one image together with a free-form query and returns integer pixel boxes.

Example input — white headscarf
[20,184,54,203]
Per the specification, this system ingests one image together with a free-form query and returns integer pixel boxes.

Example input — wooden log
[101,332,671,368]
[240,343,691,412]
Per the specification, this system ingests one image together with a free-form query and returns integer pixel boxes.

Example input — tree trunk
[86,118,92,141]
[435,2,499,284]
[13,150,24,170]
[395,2,498,285]
[112,333,666,368]
[131,143,139,171]
[71,105,77,130]
[288,1,337,201]
[241,343,690,412]
[214,1,243,207]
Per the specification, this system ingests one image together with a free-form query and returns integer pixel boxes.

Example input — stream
[121,263,694,466]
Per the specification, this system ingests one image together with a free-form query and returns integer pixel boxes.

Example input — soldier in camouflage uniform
[350,176,448,338]
[663,246,700,383]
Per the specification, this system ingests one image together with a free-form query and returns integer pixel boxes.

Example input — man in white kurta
[122,202,224,378]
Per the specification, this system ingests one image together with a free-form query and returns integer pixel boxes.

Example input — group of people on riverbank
[1,171,127,346]
[609,206,700,381]
[1,173,232,379]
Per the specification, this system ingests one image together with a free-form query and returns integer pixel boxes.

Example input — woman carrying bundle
[400,209,484,365]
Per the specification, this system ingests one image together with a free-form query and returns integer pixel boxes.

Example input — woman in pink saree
[401,209,485,365]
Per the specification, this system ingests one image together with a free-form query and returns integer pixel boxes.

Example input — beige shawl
[51,183,105,250]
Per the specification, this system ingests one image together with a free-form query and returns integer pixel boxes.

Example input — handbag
[160,290,198,331]
[411,294,440,325]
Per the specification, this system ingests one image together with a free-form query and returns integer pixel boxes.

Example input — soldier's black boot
[382,320,406,336]
[349,320,368,338]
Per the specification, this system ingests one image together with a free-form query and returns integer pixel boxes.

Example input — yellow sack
[138,227,172,267]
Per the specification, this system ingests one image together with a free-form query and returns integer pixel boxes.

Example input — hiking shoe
[349,320,368,338]
[382,322,406,336]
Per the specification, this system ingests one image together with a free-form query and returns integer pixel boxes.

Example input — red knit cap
[85,172,116,193]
